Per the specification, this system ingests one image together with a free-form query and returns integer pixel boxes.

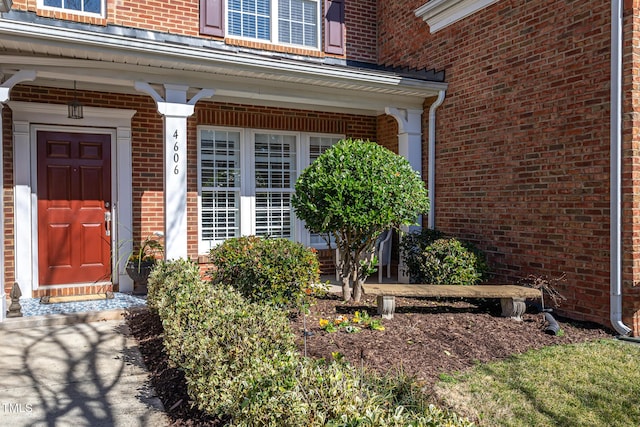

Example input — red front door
[37,131,112,286]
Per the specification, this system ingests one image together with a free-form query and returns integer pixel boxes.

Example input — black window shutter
[200,0,224,37]
[324,0,345,55]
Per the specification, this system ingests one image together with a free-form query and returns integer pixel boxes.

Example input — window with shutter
[201,0,322,49]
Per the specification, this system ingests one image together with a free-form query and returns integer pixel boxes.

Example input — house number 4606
[173,129,180,175]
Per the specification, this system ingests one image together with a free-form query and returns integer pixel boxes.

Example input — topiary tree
[292,138,429,302]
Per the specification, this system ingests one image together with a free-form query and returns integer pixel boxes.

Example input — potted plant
[126,233,164,294]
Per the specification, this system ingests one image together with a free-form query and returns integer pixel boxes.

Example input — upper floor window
[39,0,105,17]
[201,0,344,52]
[227,0,319,48]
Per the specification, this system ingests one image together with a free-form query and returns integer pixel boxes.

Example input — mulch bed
[125,293,614,426]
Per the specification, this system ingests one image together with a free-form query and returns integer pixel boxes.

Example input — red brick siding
[376,114,399,154]
[379,0,617,327]
[32,284,114,298]
[622,2,640,333]
[2,107,15,295]
[195,103,376,137]
[10,0,378,63]
[345,0,378,62]
[316,249,336,275]
[2,87,376,294]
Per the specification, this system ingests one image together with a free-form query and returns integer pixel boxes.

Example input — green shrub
[400,228,445,276]
[156,264,305,425]
[292,359,474,427]
[151,259,473,426]
[146,258,200,314]
[209,235,320,308]
[401,230,487,285]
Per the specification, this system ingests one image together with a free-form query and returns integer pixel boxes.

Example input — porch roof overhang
[0,17,447,116]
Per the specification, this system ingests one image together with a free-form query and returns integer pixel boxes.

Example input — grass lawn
[434,339,640,426]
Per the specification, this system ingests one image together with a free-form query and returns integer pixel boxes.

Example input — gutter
[610,0,632,336]
[428,90,446,229]
[0,18,447,96]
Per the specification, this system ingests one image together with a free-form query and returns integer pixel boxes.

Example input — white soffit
[0,19,447,115]
[415,0,500,33]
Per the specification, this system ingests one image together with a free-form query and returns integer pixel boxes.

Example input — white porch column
[385,107,424,283]
[0,71,35,319]
[135,83,214,260]
[385,108,423,175]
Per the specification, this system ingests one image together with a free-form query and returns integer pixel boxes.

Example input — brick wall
[622,1,640,334]
[2,107,14,296]
[10,0,378,63]
[2,86,376,295]
[345,0,378,63]
[378,0,616,327]
[376,115,399,154]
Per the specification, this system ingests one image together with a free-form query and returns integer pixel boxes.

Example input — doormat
[40,292,115,304]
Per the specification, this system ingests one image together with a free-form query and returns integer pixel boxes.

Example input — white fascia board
[0,19,447,97]
[0,56,430,114]
[415,0,499,33]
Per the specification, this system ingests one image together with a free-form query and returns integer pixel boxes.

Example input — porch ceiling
[0,17,447,115]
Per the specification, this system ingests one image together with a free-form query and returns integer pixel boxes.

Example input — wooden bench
[361,284,542,320]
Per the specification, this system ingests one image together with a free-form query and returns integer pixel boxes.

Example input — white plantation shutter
[199,130,241,247]
[254,133,297,238]
[199,128,341,251]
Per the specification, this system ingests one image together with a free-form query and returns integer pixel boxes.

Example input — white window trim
[197,126,343,254]
[415,0,499,33]
[37,0,106,18]
[225,0,321,50]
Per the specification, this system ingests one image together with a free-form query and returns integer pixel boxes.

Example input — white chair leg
[335,247,340,281]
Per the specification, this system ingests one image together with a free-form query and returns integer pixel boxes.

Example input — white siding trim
[7,101,135,296]
[415,0,499,33]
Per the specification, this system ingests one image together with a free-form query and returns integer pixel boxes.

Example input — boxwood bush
[208,235,320,308]
[401,229,488,285]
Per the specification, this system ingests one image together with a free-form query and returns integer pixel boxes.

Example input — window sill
[225,37,324,57]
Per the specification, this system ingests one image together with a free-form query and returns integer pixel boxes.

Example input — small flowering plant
[318,311,385,333]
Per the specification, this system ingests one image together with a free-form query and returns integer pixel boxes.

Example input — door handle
[105,211,112,237]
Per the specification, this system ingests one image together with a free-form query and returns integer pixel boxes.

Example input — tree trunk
[339,246,357,302]
[341,276,352,302]
[353,277,364,302]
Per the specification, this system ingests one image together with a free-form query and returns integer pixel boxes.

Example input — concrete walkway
[0,318,169,426]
